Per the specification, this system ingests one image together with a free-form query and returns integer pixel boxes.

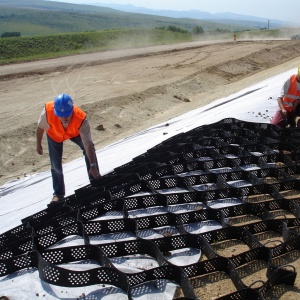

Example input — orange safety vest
[45,101,86,142]
[282,75,300,112]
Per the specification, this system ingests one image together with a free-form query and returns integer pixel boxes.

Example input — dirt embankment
[1,39,300,186]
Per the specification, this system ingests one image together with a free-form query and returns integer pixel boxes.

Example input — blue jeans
[47,134,98,196]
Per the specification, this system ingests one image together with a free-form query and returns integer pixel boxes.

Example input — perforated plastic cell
[239,164,261,171]
[177,170,207,176]
[167,202,206,214]
[180,255,244,299]
[137,225,181,240]
[207,197,243,209]
[184,220,223,235]
[147,176,190,192]
[42,249,64,264]
[158,187,191,194]
[128,206,169,218]
[178,209,224,235]
[110,253,160,273]
[222,203,272,227]
[284,218,300,238]
[2,118,300,299]
[22,205,74,226]
[0,238,34,258]
[210,167,235,173]
[125,193,167,210]
[110,180,156,199]
[227,180,253,188]
[43,265,61,283]
[165,247,201,266]
[191,183,218,191]
[133,213,183,239]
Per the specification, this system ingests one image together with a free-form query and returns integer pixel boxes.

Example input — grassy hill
[0,28,196,64]
[0,0,257,37]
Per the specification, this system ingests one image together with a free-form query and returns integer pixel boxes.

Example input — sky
[48,0,300,23]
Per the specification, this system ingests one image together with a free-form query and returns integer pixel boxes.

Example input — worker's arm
[80,118,101,180]
[36,108,50,155]
[278,78,291,115]
[36,127,45,155]
[277,97,287,114]
[83,140,101,180]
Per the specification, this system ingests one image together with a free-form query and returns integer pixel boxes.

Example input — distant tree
[192,26,204,35]
[167,26,188,34]
[155,26,167,30]
[214,28,230,34]
[1,32,21,38]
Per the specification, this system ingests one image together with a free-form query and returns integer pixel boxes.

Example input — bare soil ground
[1,39,300,299]
[1,39,300,187]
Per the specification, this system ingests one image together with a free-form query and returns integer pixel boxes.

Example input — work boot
[51,195,64,203]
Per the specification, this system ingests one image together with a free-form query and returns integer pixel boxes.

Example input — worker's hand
[89,167,101,180]
[281,108,287,115]
[36,144,43,155]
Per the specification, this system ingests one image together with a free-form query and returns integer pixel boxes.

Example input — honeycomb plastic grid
[1,118,300,300]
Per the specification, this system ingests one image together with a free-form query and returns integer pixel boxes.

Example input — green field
[0,28,198,64]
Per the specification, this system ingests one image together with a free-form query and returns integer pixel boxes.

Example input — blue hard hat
[54,94,74,117]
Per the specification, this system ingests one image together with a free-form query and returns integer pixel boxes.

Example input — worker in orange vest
[36,94,101,203]
[271,66,300,128]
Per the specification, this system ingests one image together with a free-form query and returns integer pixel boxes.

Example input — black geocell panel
[1,118,300,300]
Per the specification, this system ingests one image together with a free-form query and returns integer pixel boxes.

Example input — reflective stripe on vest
[45,101,86,142]
[283,74,300,112]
